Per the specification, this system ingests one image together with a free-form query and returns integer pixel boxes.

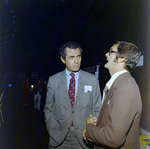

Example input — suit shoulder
[80,70,98,80]
[114,72,139,91]
[80,70,96,76]
[117,72,136,85]
[48,71,64,80]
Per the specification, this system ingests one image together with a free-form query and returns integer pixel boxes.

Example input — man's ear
[118,57,126,63]
[60,56,65,64]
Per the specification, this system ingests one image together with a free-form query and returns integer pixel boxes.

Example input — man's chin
[104,63,107,68]
[68,68,80,73]
[73,69,80,72]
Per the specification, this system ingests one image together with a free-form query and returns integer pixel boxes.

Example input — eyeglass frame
[108,49,118,55]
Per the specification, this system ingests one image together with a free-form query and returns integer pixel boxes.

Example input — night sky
[0,0,148,83]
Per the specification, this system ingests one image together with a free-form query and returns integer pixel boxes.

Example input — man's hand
[83,128,93,142]
[82,128,88,142]
[83,114,96,143]
[82,114,97,143]
[93,116,97,125]
[86,114,94,125]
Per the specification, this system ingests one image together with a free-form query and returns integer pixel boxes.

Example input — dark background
[0,0,148,89]
[0,1,149,148]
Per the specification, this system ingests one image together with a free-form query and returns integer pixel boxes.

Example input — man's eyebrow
[69,55,75,57]
[69,54,81,57]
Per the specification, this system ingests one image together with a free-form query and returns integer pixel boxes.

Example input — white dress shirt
[102,70,128,104]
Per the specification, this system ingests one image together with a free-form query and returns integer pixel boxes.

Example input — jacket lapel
[73,70,87,108]
[96,87,113,126]
[96,72,131,126]
[58,71,72,108]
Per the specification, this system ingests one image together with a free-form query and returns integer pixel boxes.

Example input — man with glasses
[83,41,142,149]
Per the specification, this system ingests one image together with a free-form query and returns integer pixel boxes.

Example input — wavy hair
[59,41,83,60]
[116,41,141,72]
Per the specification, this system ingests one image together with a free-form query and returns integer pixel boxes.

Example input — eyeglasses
[108,49,117,55]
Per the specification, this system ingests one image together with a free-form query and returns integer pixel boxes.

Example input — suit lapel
[73,70,87,108]
[96,87,113,125]
[58,71,72,108]
[96,72,131,126]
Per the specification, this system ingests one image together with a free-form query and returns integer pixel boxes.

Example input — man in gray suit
[44,41,101,149]
[83,41,142,149]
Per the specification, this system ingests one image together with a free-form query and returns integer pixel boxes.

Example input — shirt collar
[106,70,128,90]
[65,68,79,77]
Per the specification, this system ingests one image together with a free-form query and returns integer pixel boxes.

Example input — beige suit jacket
[44,69,101,148]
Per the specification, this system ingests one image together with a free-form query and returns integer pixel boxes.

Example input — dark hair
[116,41,141,71]
[59,41,83,60]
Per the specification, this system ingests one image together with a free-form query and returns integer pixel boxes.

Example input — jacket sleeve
[44,76,54,133]
[92,77,102,117]
[86,83,137,148]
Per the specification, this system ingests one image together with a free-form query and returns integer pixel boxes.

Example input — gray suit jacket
[44,69,101,148]
[86,72,142,149]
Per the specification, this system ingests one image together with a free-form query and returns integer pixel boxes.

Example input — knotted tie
[68,73,75,107]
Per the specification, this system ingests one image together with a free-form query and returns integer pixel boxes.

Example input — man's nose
[105,52,109,57]
[74,57,78,63]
